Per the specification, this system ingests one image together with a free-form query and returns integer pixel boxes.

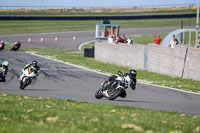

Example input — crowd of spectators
[108,34,133,45]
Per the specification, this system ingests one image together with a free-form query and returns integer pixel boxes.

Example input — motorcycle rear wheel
[108,87,123,100]
[1,76,6,82]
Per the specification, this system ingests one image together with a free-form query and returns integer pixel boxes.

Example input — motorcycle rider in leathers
[101,69,137,98]
[0,61,9,76]
[23,60,40,76]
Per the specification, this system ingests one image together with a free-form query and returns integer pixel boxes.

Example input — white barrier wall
[95,42,145,69]
[183,48,200,81]
[147,44,187,77]
[95,42,200,81]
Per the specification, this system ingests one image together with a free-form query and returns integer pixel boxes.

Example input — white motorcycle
[0,66,6,82]
[95,71,130,100]
[19,67,36,90]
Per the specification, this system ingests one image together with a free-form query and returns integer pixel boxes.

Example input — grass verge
[133,32,197,47]
[0,93,200,133]
[0,17,195,35]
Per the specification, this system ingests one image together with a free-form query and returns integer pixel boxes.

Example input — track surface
[0,27,180,50]
[0,27,200,115]
[0,51,200,115]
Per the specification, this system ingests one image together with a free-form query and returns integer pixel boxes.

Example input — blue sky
[0,0,196,8]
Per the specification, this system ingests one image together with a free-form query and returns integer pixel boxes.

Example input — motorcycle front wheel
[95,88,104,99]
[108,87,123,100]
[20,78,28,90]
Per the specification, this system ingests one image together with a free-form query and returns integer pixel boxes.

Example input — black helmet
[129,69,137,78]
[32,60,37,67]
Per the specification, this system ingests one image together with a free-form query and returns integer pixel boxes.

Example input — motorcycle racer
[23,60,40,76]
[0,61,9,82]
[10,41,21,51]
[1,61,9,76]
[0,40,5,50]
[101,69,137,98]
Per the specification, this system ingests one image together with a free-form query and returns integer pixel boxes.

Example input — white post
[196,0,200,44]
[189,30,191,47]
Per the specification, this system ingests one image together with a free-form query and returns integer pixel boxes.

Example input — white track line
[26,51,200,96]
[78,40,95,51]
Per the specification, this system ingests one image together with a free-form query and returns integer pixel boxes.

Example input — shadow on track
[100,99,160,104]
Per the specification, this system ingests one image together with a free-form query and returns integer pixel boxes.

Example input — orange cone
[55,37,58,42]
[40,37,44,43]
[28,37,31,43]
[73,36,76,41]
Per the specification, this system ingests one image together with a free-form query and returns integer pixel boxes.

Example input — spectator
[154,35,161,45]
[116,36,123,44]
[112,35,116,43]
[195,36,200,48]
[168,34,178,48]
[10,41,21,51]
[127,36,133,45]
[122,35,127,43]
[108,35,113,44]
[104,29,109,37]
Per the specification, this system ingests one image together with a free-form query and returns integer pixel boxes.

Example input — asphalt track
[0,27,182,50]
[0,27,200,115]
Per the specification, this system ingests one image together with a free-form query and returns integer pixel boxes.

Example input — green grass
[0,93,200,133]
[133,33,167,45]
[133,32,198,47]
[0,17,195,35]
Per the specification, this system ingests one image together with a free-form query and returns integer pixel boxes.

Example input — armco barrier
[95,42,200,81]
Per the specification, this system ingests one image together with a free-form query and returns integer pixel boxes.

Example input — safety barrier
[95,42,200,81]
[0,13,196,20]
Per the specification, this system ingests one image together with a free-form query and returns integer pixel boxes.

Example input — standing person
[108,35,113,44]
[127,36,133,45]
[168,34,178,48]
[196,36,200,48]
[116,36,123,44]
[154,35,161,45]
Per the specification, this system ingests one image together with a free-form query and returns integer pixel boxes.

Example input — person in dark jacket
[101,69,137,98]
